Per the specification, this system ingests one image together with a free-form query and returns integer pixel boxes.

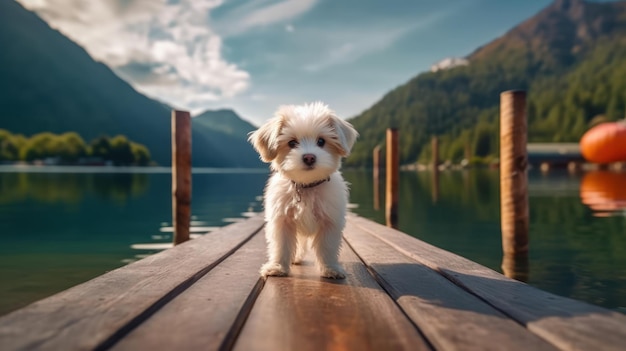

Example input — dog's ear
[328,114,359,157]
[248,114,283,162]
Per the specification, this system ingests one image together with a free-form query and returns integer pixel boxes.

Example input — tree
[89,136,112,160]
[0,129,20,161]
[57,132,87,162]
[109,135,135,165]
[473,123,494,158]
[20,132,57,161]
[131,143,151,166]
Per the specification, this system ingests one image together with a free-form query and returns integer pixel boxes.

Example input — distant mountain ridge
[0,0,260,167]
[193,109,257,140]
[346,0,626,167]
[469,0,626,69]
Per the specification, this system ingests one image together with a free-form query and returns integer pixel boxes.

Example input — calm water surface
[345,169,626,312]
[0,166,624,315]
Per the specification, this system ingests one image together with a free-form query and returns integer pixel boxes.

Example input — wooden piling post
[464,141,471,164]
[386,129,399,228]
[431,168,440,204]
[431,135,440,203]
[172,110,192,245]
[499,91,529,270]
[373,145,382,211]
[501,253,529,282]
[431,136,439,171]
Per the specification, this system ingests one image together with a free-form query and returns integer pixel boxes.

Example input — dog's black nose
[302,154,316,166]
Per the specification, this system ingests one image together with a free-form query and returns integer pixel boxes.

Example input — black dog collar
[292,177,330,202]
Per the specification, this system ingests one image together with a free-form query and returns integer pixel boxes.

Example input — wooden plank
[348,214,626,351]
[0,215,265,351]
[234,241,431,351]
[343,220,557,351]
[112,230,267,351]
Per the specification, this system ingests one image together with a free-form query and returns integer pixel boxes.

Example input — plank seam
[94,222,266,351]
[348,217,530,327]
[349,216,626,351]
[343,237,437,351]
[218,277,266,351]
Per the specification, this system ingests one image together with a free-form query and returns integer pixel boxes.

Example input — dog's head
[249,102,358,184]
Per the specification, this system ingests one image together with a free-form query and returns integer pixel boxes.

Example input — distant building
[527,143,583,166]
[431,57,469,72]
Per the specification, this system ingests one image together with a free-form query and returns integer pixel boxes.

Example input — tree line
[345,38,626,168]
[0,130,151,166]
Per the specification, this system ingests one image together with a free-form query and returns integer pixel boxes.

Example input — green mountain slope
[194,109,257,140]
[191,109,262,167]
[346,0,626,167]
[0,1,259,167]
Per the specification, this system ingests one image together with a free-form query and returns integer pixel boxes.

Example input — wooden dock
[527,143,583,168]
[1,214,625,351]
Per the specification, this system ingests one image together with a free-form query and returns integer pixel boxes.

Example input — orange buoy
[580,121,626,164]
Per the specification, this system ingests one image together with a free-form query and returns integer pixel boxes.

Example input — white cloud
[301,25,410,72]
[16,0,249,110]
[302,10,460,72]
[216,0,317,36]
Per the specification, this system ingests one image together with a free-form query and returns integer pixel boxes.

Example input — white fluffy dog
[249,102,359,279]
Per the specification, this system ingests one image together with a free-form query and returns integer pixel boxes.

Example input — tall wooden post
[431,136,439,171]
[386,129,399,228]
[172,110,192,245]
[431,167,440,204]
[431,135,440,203]
[373,145,382,211]
[500,90,529,280]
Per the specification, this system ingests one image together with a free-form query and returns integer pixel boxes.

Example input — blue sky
[15,0,596,125]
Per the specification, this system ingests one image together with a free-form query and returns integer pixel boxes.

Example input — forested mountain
[191,109,262,168]
[346,0,626,167]
[0,1,260,167]
[194,109,257,140]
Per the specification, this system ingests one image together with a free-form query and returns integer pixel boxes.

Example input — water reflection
[0,169,267,316]
[344,169,626,310]
[2,168,626,312]
[431,169,440,203]
[124,172,266,260]
[501,253,529,283]
[0,172,149,204]
[580,171,626,217]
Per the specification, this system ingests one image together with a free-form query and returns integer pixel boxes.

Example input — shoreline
[0,164,269,174]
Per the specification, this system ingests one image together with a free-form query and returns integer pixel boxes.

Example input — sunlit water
[0,166,624,315]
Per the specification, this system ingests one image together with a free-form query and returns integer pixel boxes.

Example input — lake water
[1,166,625,315]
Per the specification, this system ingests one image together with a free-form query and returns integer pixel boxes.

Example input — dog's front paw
[320,266,346,279]
[260,262,289,278]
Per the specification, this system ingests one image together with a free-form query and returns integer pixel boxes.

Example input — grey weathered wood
[112,231,267,351]
[233,240,431,351]
[0,215,265,351]
[343,220,557,351]
[348,214,626,351]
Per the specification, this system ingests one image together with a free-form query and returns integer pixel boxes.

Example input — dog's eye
[317,138,325,147]
[288,140,298,148]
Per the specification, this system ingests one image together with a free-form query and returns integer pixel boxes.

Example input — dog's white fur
[249,102,358,279]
